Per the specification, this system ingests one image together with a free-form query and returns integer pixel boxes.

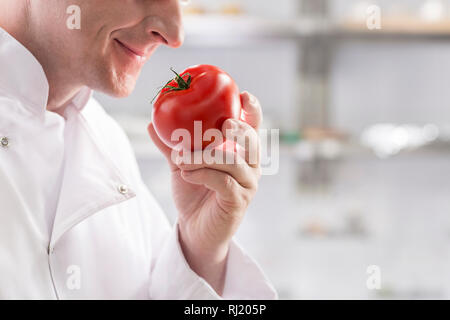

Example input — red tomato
[152,65,242,151]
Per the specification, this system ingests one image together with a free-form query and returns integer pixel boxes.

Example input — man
[0,0,277,299]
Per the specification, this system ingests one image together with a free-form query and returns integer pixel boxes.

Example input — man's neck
[0,1,29,49]
[45,66,83,114]
[0,0,83,114]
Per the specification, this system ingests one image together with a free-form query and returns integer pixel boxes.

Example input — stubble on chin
[88,58,139,98]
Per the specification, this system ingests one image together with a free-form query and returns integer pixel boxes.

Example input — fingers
[180,168,249,203]
[147,122,178,171]
[149,91,263,179]
[178,150,257,189]
[222,118,260,168]
[240,91,262,130]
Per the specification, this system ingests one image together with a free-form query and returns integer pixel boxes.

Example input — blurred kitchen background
[95,0,450,299]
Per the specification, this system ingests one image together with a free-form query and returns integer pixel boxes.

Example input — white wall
[330,40,450,134]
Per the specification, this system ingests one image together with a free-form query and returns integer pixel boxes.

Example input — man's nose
[143,0,184,48]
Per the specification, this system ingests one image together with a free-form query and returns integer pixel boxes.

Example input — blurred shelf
[338,17,450,39]
[182,15,450,46]
[182,15,331,46]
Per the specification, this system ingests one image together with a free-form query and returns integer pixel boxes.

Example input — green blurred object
[280,130,301,144]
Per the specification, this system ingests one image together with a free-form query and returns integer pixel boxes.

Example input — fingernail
[247,93,256,104]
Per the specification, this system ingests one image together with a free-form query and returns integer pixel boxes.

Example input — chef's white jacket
[0,27,277,300]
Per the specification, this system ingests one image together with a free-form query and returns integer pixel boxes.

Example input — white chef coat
[0,27,277,300]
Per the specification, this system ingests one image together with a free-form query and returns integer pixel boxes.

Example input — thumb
[240,91,262,130]
[147,122,178,171]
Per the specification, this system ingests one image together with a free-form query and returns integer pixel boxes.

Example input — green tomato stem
[151,67,192,104]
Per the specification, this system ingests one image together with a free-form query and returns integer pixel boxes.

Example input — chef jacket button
[118,184,129,195]
[1,137,9,147]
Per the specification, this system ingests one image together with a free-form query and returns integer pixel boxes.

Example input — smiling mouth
[114,39,145,58]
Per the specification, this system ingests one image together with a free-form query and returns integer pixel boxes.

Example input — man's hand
[147,92,262,295]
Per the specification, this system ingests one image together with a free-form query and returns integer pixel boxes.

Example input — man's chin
[99,74,138,98]
[109,86,135,98]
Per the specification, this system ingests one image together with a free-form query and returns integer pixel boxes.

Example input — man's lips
[114,39,146,58]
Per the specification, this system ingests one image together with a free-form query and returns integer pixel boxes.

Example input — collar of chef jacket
[0,27,136,251]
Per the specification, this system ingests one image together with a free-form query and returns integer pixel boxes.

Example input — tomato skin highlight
[152,65,242,151]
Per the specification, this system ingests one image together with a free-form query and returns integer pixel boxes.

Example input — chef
[0,0,277,299]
